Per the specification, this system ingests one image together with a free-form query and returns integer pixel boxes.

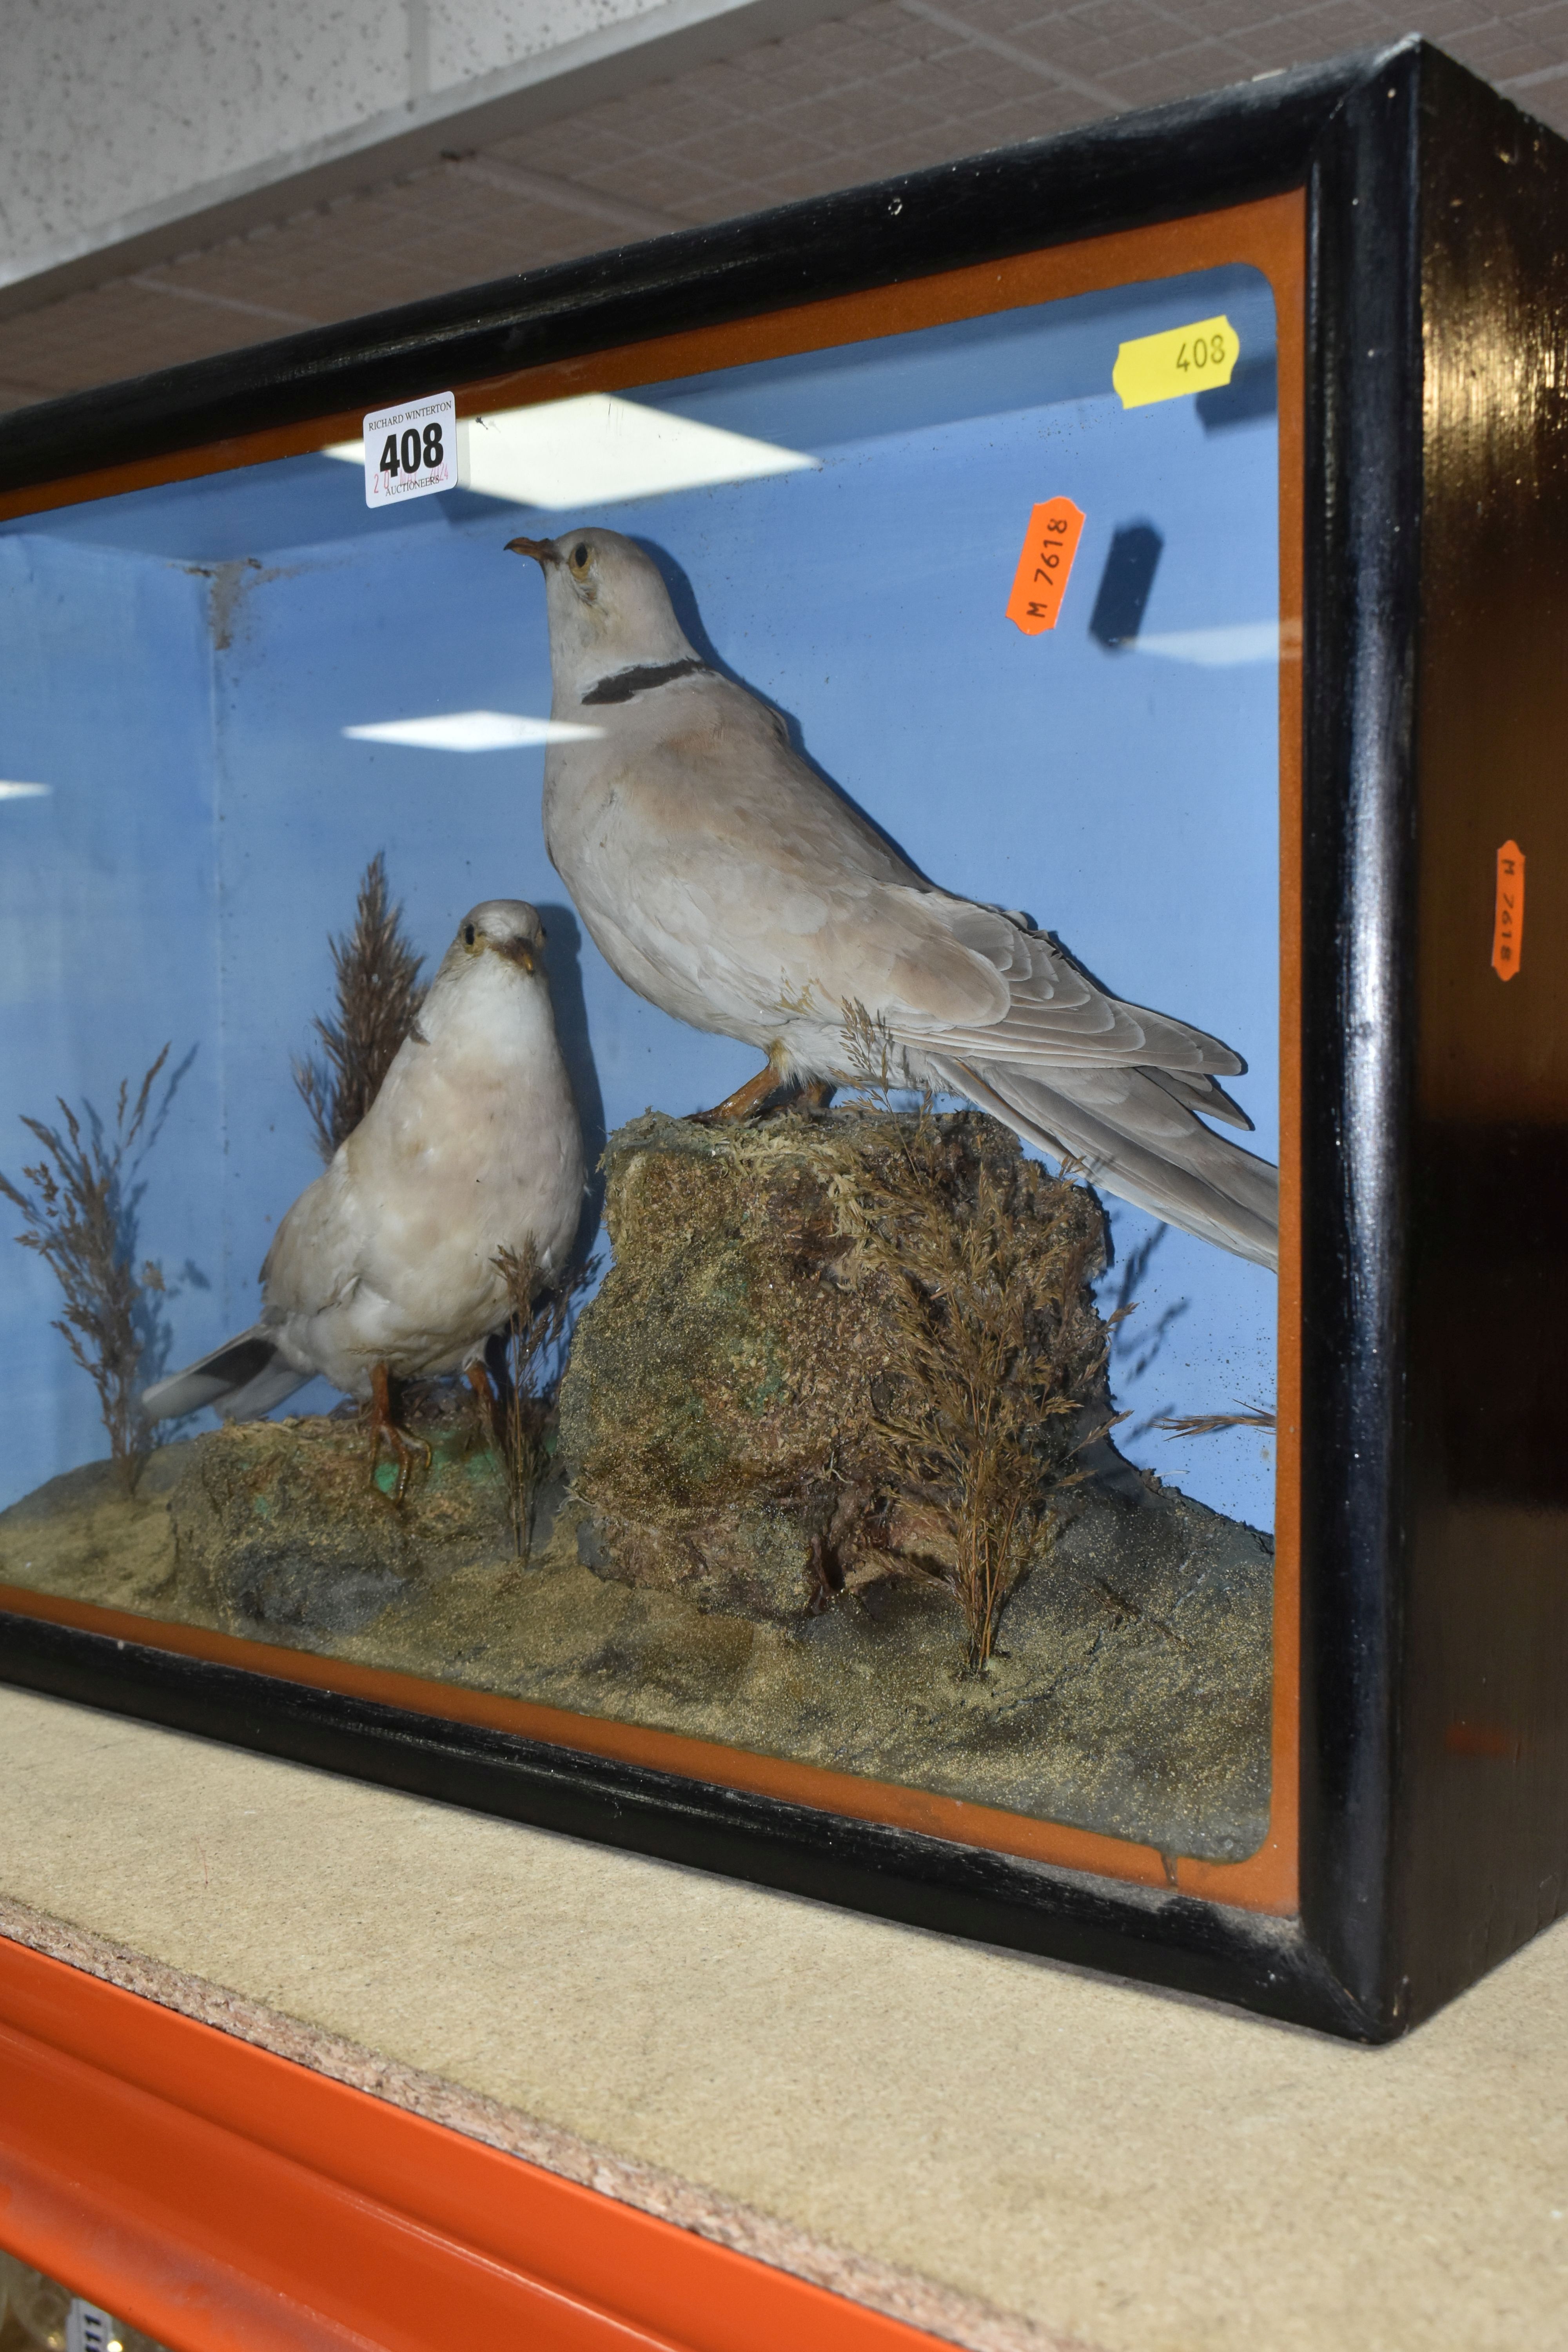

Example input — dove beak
[505,536,560,566]
[495,937,536,973]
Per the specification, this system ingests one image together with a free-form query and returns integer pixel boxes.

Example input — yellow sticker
[1112,316,1239,409]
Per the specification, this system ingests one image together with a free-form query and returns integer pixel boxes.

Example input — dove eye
[570,542,589,569]
[464,923,476,946]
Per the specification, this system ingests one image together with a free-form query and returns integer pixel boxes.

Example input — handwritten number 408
[1176,332,1227,373]
[379,422,446,479]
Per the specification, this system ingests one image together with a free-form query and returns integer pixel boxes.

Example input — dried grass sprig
[823,1007,1112,1666]
[1155,1401,1276,1439]
[834,1130,1110,1666]
[492,1243,599,1559]
[295,851,425,1160]
[840,997,913,1108]
[0,1045,171,1493]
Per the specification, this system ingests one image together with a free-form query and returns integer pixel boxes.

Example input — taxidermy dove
[508,528,1277,1271]
[141,901,584,1485]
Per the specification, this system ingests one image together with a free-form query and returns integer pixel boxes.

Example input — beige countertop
[1,1681,1564,2352]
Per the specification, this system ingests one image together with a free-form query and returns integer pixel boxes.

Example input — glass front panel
[1,248,1287,1875]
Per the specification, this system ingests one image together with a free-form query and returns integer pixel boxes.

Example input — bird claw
[692,1065,834,1126]
[369,1421,431,1506]
[691,1063,786,1126]
[367,1363,431,1505]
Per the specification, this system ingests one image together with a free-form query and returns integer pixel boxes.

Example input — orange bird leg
[367,1361,432,1504]
[465,1359,503,1446]
[693,1059,788,1126]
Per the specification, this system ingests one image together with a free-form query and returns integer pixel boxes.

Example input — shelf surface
[2,1681,1566,2349]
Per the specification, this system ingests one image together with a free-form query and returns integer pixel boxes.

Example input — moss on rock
[559,1107,1109,1635]
[170,1399,515,1636]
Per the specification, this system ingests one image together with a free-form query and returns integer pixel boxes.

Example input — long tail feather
[141,1324,310,1423]
[928,1054,1279,1271]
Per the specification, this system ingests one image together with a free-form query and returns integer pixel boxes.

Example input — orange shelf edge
[0,1934,955,2352]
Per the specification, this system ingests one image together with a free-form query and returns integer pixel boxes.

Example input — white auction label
[361,391,458,507]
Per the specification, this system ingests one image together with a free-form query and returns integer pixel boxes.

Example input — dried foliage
[492,1243,599,1559]
[827,1158,1106,1661]
[828,1005,1113,1665]
[564,1090,1113,1657]
[1155,1403,1276,1439]
[295,852,425,1160]
[0,1047,171,1492]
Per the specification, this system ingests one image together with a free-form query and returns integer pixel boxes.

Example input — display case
[1,36,1563,2040]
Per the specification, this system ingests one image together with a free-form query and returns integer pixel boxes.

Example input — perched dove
[508,529,1277,1271]
[142,901,584,1485]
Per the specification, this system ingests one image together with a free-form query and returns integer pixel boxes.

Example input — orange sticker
[1005,498,1085,635]
[1492,839,1525,981]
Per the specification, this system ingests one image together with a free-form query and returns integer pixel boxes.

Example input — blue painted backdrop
[0,261,1281,1524]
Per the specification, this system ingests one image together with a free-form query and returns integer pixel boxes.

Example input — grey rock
[223,1549,410,1636]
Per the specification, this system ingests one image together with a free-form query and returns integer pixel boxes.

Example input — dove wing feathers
[552,678,1245,1079]
[929,1053,1278,1268]
[260,1157,363,1321]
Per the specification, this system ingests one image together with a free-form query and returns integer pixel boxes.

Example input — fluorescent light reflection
[1133,621,1298,667]
[325,394,818,509]
[0,781,50,799]
[344,711,603,752]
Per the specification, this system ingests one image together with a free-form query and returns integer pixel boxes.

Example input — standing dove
[508,529,1277,1270]
[141,900,584,1487]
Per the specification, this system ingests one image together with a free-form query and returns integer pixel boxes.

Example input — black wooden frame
[4,36,1564,2040]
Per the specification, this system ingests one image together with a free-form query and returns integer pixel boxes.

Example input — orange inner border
[0,189,1305,1916]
